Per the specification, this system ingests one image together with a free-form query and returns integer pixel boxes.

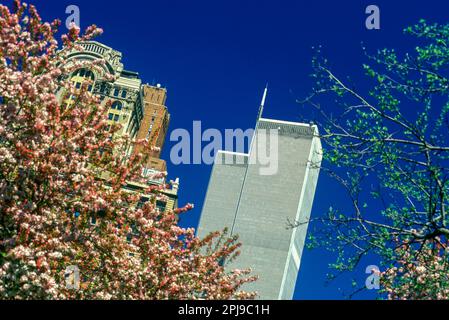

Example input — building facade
[58,41,144,141]
[57,40,178,211]
[197,117,322,300]
[133,84,171,172]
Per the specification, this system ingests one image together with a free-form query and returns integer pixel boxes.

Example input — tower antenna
[257,83,268,121]
[231,84,269,235]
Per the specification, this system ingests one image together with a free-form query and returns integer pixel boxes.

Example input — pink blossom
[0,1,256,300]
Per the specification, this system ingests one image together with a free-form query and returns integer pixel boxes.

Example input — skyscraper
[197,105,322,299]
[133,84,171,172]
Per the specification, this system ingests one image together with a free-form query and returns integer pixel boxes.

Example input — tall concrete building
[197,104,322,299]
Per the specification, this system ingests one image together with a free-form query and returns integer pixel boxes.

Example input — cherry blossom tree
[380,240,449,300]
[0,0,256,300]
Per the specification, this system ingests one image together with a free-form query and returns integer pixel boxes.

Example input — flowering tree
[380,240,449,300]
[295,20,449,299]
[0,1,256,299]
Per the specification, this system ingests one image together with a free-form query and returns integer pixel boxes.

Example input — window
[73,68,94,81]
[111,101,122,110]
[121,90,127,98]
[108,113,114,120]
[136,197,149,209]
[156,201,166,212]
[114,114,119,122]
[145,124,153,140]
[70,68,95,95]
[113,88,120,97]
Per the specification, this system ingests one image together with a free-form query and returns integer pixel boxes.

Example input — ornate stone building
[57,41,178,212]
[57,41,144,141]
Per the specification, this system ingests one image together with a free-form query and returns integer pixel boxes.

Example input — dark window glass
[112,101,122,110]
[156,201,166,212]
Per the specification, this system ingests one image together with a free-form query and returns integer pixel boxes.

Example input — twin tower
[197,92,322,300]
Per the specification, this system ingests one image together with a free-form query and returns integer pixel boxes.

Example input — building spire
[257,83,268,121]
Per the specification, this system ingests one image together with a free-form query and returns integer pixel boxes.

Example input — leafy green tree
[297,20,449,299]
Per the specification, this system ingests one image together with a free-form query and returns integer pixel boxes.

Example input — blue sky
[33,0,449,299]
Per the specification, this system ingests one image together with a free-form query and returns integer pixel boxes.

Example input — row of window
[98,84,127,98]
[73,68,95,81]
[108,113,120,122]
[114,88,128,98]
[74,81,93,92]
[135,198,167,212]
[72,69,128,99]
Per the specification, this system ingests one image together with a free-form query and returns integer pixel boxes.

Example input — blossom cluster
[380,240,449,300]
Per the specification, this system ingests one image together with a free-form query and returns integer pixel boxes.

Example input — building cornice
[258,118,318,137]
